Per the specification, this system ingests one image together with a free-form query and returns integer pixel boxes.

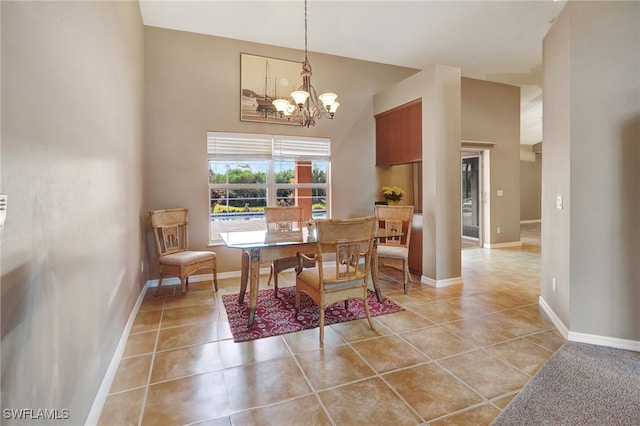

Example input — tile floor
[98,223,564,425]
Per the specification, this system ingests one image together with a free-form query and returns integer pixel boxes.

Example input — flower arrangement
[382,186,406,202]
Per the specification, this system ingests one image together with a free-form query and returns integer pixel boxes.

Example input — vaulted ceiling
[139,0,568,145]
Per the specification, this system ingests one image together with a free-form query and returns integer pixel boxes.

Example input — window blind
[207,133,272,160]
[273,136,331,160]
[207,132,330,161]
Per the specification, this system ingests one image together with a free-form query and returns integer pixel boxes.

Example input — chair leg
[212,265,218,292]
[273,267,280,298]
[403,272,408,295]
[319,308,325,343]
[239,250,249,303]
[294,290,301,318]
[344,300,349,310]
[155,276,164,296]
[406,261,413,283]
[267,263,275,287]
[403,260,410,295]
[363,298,376,332]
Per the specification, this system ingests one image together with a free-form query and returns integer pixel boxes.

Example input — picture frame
[240,53,302,125]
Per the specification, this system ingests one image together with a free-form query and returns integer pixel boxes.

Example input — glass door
[461,152,481,248]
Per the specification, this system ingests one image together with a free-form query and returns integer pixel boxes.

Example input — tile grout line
[285,337,339,426]
[341,319,428,424]
[137,289,166,426]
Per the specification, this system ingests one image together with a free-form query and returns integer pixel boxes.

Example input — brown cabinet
[375,99,422,166]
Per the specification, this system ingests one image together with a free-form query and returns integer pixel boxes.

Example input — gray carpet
[492,341,640,425]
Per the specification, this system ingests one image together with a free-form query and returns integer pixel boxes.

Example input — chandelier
[271,0,339,127]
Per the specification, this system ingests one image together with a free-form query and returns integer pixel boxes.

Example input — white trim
[568,332,640,352]
[538,296,640,352]
[461,139,498,148]
[85,281,151,426]
[421,275,463,288]
[538,296,569,339]
[520,219,541,224]
[482,241,522,249]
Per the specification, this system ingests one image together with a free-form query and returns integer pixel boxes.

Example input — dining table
[220,226,391,327]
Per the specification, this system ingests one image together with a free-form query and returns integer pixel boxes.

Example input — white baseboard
[538,296,569,339]
[85,281,151,426]
[568,332,640,352]
[539,296,640,352]
[483,241,522,249]
[421,275,463,288]
[520,219,541,224]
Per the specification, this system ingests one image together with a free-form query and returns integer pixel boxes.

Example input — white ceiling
[139,0,567,145]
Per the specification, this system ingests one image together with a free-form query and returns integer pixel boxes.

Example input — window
[208,132,330,243]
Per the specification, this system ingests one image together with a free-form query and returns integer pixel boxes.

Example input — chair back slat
[264,206,303,232]
[150,208,189,256]
[383,219,403,246]
[315,216,376,285]
[335,243,362,279]
[375,205,414,249]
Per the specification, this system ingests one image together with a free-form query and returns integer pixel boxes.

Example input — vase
[387,200,400,206]
[306,222,316,242]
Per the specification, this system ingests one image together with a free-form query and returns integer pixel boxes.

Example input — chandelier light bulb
[291,90,310,108]
[272,98,291,114]
[318,93,338,110]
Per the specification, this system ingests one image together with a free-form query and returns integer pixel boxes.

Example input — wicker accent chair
[295,215,377,343]
[149,208,218,296]
[264,206,304,297]
[374,205,415,294]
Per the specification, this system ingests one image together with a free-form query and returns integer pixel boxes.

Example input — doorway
[461,151,482,248]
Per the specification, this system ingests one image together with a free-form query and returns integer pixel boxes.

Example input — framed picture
[240,53,302,125]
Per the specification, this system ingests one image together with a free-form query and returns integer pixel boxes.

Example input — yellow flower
[382,186,406,202]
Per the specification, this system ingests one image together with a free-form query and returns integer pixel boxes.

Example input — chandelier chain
[270,0,339,127]
[304,0,308,62]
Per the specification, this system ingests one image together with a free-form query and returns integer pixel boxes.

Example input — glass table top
[219,229,312,249]
[220,227,400,249]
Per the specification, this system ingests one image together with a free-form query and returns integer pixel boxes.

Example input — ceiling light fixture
[272,0,339,127]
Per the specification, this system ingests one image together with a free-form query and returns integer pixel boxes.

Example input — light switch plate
[556,195,563,210]
[0,193,6,228]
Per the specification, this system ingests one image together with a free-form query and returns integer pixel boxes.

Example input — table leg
[371,239,383,303]
[247,248,261,327]
[238,250,249,304]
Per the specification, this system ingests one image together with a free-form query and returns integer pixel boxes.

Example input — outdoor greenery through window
[208,132,330,242]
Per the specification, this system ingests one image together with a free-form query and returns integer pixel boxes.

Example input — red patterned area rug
[222,286,405,343]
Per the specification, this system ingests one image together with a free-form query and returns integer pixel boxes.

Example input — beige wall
[1,1,145,424]
[520,154,542,221]
[374,65,463,285]
[143,26,417,274]
[461,77,521,245]
[542,1,640,341]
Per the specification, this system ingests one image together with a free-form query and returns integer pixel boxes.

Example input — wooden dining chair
[149,208,218,296]
[264,206,304,297]
[374,205,415,294]
[295,215,377,343]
